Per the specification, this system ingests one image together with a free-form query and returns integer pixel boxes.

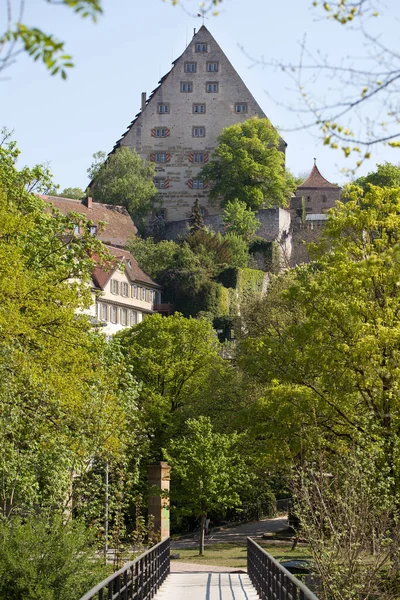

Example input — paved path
[155,573,260,599]
[171,516,289,549]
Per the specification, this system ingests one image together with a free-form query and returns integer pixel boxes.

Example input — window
[193,103,205,114]
[192,126,205,137]
[155,128,167,137]
[111,279,119,295]
[154,178,166,189]
[141,287,146,301]
[206,82,219,93]
[235,103,248,113]
[193,153,205,163]
[158,103,169,114]
[100,303,107,321]
[185,62,197,73]
[130,310,138,326]
[132,284,138,299]
[89,225,97,236]
[180,82,193,93]
[110,305,118,324]
[120,308,127,326]
[121,282,128,297]
[207,61,219,72]
[154,291,161,304]
[73,224,80,235]
[193,179,204,189]
[155,153,167,163]
[195,42,208,53]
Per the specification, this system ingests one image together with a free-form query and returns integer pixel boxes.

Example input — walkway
[155,572,260,599]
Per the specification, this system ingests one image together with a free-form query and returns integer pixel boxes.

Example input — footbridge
[79,537,319,600]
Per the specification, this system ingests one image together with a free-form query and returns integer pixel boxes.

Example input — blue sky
[2,0,399,190]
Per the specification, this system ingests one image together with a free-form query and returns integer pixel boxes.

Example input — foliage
[164,416,249,555]
[55,187,85,200]
[0,515,109,600]
[223,199,260,241]
[0,1,102,78]
[294,448,400,600]
[239,185,400,484]
[0,134,138,519]
[88,147,157,230]
[200,117,297,210]
[116,313,224,458]
[128,237,178,281]
[189,199,205,233]
[351,162,400,192]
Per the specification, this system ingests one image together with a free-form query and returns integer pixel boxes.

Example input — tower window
[195,42,208,53]
[193,180,204,189]
[193,153,205,163]
[235,103,248,113]
[206,82,219,93]
[180,82,193,93]
[207,62,219,72]
[193,103,206,114]
[155,128,167,137]
[155,153,167,163]
[154,178,166,189]
[158,103,170,114]
[185,62,197,73]
[192,126,205,137]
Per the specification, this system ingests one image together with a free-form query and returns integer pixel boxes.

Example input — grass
[174,542,311,569]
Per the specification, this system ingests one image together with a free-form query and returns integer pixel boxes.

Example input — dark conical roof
[297,162,340,189]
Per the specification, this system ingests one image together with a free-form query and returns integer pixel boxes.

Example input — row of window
[152,152,207,163]
[155,178,205,190]
[157,102,248,114]
[184,61,219,73]
[181,81,219,93]
[110,279,159,303]
[152,126,206,138]
[99,303,139,326]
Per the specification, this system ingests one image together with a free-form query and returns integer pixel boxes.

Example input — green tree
[0,134,138,518]
[56,187,85,200]
[223,198,260,241]
[116,314,225,458]
[1,1,102,79]
[164,416,248,555]
[0,515,109,600]
[239,184,400,486]
[200,117,297,210]
[352,162,400,191]
[189,199,205,233]
[87,147,157,230]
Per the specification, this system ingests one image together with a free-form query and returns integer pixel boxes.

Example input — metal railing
[79,538,170,600]
[247,537,319,600]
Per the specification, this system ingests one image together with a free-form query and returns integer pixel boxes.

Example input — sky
[2,0,399,191]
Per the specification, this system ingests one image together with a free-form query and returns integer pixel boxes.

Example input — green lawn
[174,542,311,569]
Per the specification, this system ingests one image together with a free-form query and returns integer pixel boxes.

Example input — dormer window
[89,225,97,236]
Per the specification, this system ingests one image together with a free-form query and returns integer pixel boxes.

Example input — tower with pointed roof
[291,159,341,220]
[112,26,284,222]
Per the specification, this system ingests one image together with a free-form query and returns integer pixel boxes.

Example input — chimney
[141,92,147,112]
[84,196,93,209]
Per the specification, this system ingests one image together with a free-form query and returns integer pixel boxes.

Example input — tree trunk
[199,513,206,556]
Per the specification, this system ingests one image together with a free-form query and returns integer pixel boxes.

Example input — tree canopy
[200,117,296,211]
[88,147,157,231]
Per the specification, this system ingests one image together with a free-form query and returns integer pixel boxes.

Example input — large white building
[112,26,283,223]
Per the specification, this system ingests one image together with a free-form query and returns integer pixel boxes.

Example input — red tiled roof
[297,164,340,189]
[91,245,160,290]
[40,195,137,248]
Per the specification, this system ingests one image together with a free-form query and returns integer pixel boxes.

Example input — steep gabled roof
[40,195,137,248]
[91,245,160,290]
[111,25,283,154]
[297,163,340,189]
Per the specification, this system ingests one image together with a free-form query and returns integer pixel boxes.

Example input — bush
[0,515,109,600]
